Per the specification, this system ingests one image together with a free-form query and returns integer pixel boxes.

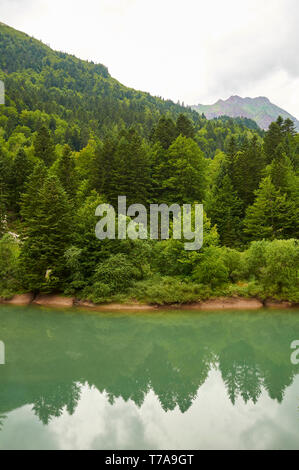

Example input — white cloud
[0,0,298,117]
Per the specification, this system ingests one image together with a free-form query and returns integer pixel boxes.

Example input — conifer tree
[234,136,265,206]
[263,118,284,164]
[95,134,117,199]
[269,144,298,197]
[282,118,297,137]
[51,145,78,201]
[176,114,195,139]
[10,148,33,212]
[243,176,298,240]
[20,161,48,222]
[110,129,151,207]
[151,116,177,149]
[20,174,72,292]
[208,174,243,247]
[150,142,170,204]
[34,126,55,167]
[164,135,207,204]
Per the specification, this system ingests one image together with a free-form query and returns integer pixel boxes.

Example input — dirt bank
[75,300,158,311]
[0,293,34,305]
[184,297,264,310]
[32,295,75,308]
[1,294,298,311]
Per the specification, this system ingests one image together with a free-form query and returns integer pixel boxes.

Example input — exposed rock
[192,95,299,131]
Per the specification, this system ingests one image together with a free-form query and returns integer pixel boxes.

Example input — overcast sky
[1,0,299,117]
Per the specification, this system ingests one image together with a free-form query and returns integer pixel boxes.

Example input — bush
[192,247,229,287]
[0,234,21,297]
[94,253,143,291]
[261,239,299,295]
[82,282,112,304]
[128,276,203,305]
[243,240,268,279]
[221,247,244,282]
[245,239,299,299]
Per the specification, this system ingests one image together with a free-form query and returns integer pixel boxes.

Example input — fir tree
[164,135,207,204]
[20,161,48,222]
[20,174,72,292]
[51,145,78,202]
[208,174,243,247]
[263,118,284,164]
[243,176,298,240]
[234,136,265,206]
[34,126,55,167]
[110,129,151,207]
[151,116,177,149]
[10,148,33,212]
[176,114,195,139]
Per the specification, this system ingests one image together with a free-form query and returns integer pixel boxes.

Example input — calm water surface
[0,305,298,450]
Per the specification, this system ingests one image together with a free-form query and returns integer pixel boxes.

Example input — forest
[0,22,299,305]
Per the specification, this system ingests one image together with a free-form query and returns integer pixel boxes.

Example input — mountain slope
[192,95,299,131]
[0,22,199,143]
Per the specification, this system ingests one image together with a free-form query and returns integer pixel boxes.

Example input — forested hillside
[0,23,298,305]
[0,22,201,145]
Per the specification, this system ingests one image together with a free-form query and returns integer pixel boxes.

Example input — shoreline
[0,294,298,311]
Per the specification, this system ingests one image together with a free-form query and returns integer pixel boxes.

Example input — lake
[0,305,298,450]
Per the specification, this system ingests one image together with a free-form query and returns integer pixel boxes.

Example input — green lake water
[0,305,298,450]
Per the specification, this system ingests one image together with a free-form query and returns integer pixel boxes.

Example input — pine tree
[208,174,243,247]
[176,114,195,139]
[10,148,33,212]
[20,161,48,222]
[151,116,177,149]
[282,118,297,137]
[150,142,170,204]
[225,136,238,189]
[95,134,117,199]
[51,145,78,201]
[243,176,298,240]
[164,135,207,204]
[20,174,72,292]
[34,126,55,167]
[110,129,151,207]
[263,118,284,164]
[270,144,297,196]
[234,136,265,206]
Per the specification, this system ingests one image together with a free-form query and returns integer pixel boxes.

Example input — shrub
[221,247,244,282]
[0,234,21,297]
[192,247,229,287]
[261,239,299,295]
[128,276,203,305]
[93,253,143,294]
[245,239,299,299]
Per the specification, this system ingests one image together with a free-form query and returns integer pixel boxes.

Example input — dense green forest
[0,23,298,304]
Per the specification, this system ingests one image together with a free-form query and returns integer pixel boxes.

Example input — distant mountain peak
[192,95,299,131]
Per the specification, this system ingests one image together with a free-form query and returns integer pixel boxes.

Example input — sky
[0,0,299,118]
